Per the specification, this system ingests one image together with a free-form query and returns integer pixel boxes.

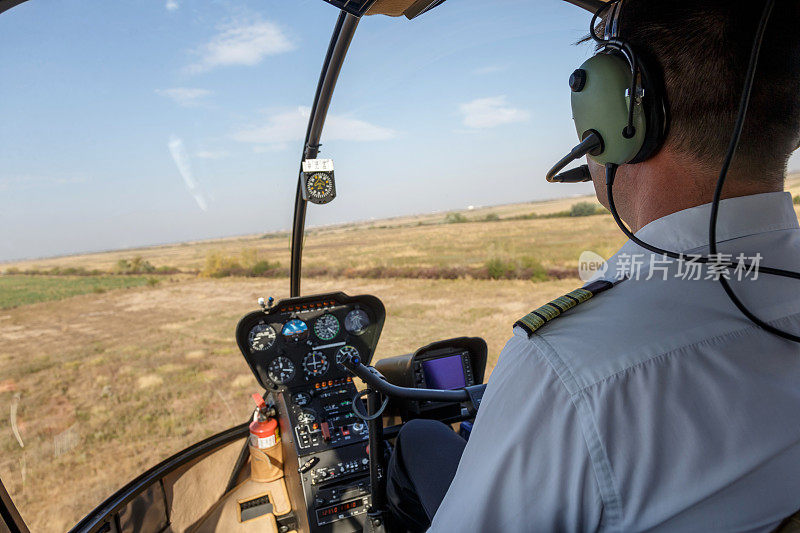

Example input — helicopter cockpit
[4,0,800,531]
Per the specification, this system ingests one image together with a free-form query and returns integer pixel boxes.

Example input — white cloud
[458,96,530,129]
[168,135,208,211]
[188,18,294,73]
[156,87,212,107]
[231,106,397,148]
[165,0,179,11]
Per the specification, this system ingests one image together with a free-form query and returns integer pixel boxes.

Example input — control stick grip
[341,355,470,402]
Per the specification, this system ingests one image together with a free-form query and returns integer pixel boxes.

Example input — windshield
[2,1,798,531]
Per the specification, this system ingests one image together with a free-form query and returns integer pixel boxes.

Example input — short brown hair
[601,1,800,178]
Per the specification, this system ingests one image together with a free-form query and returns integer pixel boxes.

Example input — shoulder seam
[529,335,624,528]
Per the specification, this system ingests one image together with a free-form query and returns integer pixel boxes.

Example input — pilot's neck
[591,146,784,233]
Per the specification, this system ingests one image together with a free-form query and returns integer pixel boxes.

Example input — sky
[0,0,798,262]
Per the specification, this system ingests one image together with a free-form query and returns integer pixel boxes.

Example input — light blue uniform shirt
[431,192,800,532]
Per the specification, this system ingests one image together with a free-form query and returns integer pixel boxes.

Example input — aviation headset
[571,0,667,167]
[548,0,800,344]
[545,0,666,182]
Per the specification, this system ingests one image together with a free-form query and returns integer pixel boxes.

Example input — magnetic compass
[304,173,336,204]
[301,159,336,205]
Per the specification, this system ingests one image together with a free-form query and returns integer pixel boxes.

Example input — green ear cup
[570,53,647,165]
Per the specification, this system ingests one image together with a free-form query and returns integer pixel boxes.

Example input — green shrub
[146,277,160,287]
[485,256,550,282]
[569,202,600,217]
[201,252,243,278]
[250,260,281,276]
[483,213,500,222]
[4,267,20,275]
[114,256,156,274]
[259,232,288,240]
[486,258,512,280]
[508,212,540,221]
[794,195,800,205]
[201,249,282,278]
[240,248,260,269]
[519,256,549,282]
[444,212,468,224]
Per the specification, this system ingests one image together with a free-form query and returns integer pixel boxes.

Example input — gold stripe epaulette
[514,279,614,337]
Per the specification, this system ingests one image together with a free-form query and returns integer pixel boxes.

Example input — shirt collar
[595,191,799,283]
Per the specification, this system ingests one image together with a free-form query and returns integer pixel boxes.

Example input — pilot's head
[586,0,800,226]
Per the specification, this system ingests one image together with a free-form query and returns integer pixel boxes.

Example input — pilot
[385,1,800,531]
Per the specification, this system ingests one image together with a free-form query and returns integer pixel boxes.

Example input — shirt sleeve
[429,330,604,532]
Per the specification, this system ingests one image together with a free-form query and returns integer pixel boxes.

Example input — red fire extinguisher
[249,393,278,450]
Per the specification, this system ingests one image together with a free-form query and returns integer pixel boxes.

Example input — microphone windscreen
[550,165,592,183]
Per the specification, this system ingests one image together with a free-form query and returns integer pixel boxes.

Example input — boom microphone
[546,131,602,183]
[548,164,592,183]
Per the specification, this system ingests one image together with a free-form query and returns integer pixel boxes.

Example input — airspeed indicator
[314,314,340,341]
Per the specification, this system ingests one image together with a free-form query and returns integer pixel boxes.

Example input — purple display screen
[421,354,466,390]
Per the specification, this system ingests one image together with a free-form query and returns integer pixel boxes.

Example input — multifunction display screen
[421,353,467,390]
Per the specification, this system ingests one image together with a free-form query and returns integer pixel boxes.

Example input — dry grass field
[6,195,619,276]
[2,177,800,531]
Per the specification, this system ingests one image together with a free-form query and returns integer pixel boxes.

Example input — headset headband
[603,0,625,41]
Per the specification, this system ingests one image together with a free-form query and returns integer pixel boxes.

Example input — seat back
[775,510,800,532]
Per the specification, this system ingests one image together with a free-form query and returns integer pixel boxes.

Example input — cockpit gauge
[314,313,340,341]
[301,159,336,205]
[336,345,360,367]
[344,309,370,335]
[267,356,295,385]
[293,392,311,407]
[297,410,316,426]
[282,319,309,342]
[303,351,329,377]
[248,323,276,352]
[307,173,333,198]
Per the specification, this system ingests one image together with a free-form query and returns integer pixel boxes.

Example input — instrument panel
[235,292,385,391]
[235,293,386,532]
